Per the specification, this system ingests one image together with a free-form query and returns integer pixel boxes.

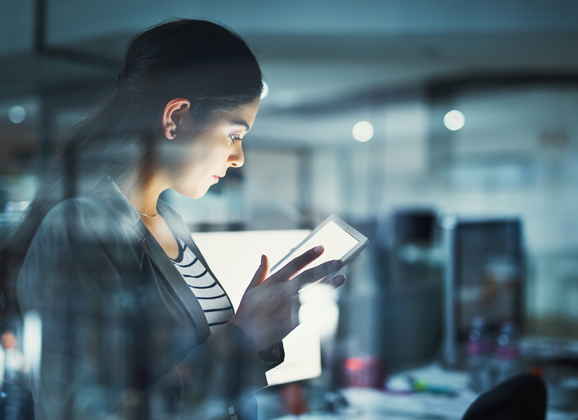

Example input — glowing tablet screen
[271,220,359,277]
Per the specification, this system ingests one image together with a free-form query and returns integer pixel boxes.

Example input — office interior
[2,0,578,417]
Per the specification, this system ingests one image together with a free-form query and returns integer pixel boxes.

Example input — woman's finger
[288,259,342,294]
[246,254,269,291]
[268,246,324,283]
[296,274,347,294]
[290,294,301,330]
[319,274,346,289]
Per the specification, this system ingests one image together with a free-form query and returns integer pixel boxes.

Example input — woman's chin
[172,184,209,200]
[189,186,211,200]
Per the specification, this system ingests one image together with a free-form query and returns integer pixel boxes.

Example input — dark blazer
[16,179,283,420]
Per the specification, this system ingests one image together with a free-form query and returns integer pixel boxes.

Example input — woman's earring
[170,129,177,139]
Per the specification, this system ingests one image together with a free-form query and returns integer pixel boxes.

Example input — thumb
[247,254,270,290]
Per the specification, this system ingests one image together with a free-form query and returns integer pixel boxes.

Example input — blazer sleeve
[16,199,271,420]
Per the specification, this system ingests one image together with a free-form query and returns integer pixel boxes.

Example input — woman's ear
[162,98,191,140]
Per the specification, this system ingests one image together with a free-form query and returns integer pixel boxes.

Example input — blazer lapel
[157,201,235,312]
[140,224,211,340]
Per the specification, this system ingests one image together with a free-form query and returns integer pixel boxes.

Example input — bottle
[494,321,520,384]
[466,317,492,393]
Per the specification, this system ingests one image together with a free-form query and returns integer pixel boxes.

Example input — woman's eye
[230,135,242,142]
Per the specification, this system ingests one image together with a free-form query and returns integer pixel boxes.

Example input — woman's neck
[118,172,168,217]
[117,171,180,259]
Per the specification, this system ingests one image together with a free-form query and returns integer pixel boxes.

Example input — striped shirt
[170,238,234,334]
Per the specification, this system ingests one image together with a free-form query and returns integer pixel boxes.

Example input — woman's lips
[213,176,220,184]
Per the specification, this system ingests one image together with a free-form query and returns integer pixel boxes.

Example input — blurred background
[2,0,578,416]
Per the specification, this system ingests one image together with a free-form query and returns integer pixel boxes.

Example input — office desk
[259,364,578,420]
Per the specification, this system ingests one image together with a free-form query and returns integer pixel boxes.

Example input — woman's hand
[230,246,345,351]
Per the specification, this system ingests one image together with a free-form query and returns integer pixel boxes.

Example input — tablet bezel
[270,214,369,276]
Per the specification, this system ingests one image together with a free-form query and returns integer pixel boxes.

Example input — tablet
[270,214,369,285]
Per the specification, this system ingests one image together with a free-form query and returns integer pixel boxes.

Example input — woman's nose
[228,143,244,168]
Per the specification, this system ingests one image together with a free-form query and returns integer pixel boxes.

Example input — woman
[0,19,344,420]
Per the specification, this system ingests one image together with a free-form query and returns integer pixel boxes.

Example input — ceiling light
[352,121,373,142]
[8,105,26,124]
[443,110,465,131]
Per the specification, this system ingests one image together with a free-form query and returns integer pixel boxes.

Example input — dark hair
[0,19,263,319]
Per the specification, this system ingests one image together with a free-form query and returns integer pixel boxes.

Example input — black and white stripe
[170,238,234,334]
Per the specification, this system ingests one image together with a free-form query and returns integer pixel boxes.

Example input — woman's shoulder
[43,196,108,219]
[38,196,139,245]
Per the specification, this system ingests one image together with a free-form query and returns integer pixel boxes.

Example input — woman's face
[165,99,259,199]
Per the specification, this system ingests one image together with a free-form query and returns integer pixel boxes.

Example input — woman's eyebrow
[230,120,251,132]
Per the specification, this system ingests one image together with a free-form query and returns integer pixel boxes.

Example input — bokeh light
[8,105,26,124]
[352,121,374,142]
[443,110,465,131]
[261,81,269,99]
